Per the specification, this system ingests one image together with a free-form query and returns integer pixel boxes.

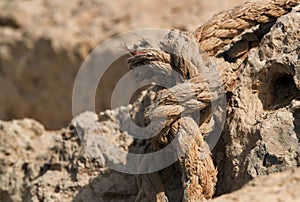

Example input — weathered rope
[195,0,300,56]
[129,30,220,201]
[129,0,300,201]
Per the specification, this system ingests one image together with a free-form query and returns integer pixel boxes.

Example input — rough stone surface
[213,11,300,196]
[0,109,138,202]
[211,167,300,202]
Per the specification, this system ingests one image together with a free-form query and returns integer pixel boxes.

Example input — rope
[130,30,220,201]
[195,0,300,56]
[129,0,300,201]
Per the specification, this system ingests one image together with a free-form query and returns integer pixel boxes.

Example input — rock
[0,107,138,202]
[213,11,300,195]
[211,167,300,202]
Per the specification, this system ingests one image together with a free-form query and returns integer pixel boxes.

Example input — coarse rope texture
[130,31,221,202]
[128,0,300,201]
[195,0,300,57]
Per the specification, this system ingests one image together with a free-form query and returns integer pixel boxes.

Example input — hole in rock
[273,74,299,109]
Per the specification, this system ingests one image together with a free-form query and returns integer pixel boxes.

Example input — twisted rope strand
[129,1,300,201]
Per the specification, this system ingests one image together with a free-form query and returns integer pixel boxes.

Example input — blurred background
[0,0,245,129]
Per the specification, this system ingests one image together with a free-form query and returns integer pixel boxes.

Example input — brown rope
[129,30,220,201]
[129,0,300,201]
[195,0,300,56]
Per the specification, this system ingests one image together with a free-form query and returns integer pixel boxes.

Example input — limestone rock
[211,167,300,202]
[213,11,300,195]
[0,108,138,202]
